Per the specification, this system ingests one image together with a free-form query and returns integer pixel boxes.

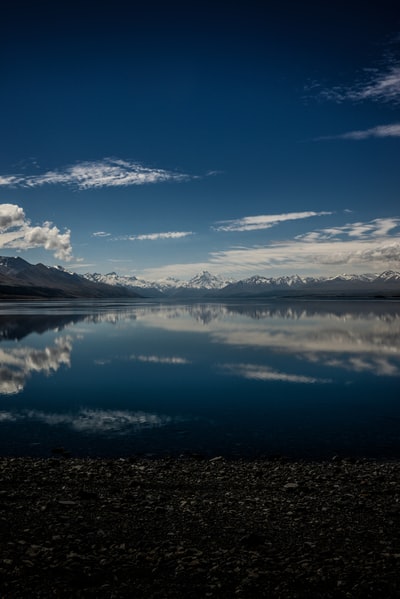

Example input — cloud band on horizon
[136,217,400,280]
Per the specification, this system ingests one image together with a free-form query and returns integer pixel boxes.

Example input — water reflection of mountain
[0,314,86,342]
[133,302,400,378]
[151,300,400,324]
[217,300,400,322]
[1,301,399,342]
[0,310,138,342]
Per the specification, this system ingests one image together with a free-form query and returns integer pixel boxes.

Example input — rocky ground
[0,456,399,598]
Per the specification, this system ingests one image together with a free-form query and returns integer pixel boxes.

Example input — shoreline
[1,456,399,597]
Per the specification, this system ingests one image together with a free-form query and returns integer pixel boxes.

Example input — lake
[0,299,399,460]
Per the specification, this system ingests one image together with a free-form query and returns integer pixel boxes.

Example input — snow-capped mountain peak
[183,270,228,290]
[377,270,400,281]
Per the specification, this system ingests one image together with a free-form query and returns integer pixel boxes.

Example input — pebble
[0,456,399,598]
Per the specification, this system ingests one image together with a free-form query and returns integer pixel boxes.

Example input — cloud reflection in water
[0,336,73,395]
[221,363,331,384]
[133,303,400,378]
[0,408,175,435]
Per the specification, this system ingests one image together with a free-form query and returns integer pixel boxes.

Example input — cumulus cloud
[0,203,25,229]
[0,158,194,190]
[213,211,332,233]
[0,204,72,261]
[316,123,400,141]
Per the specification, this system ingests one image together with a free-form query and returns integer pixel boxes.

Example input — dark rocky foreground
[0,457,399,598]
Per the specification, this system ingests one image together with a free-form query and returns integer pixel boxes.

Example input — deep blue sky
[1,0,399,280]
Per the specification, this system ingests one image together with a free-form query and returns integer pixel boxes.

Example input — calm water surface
[0,299,399,459]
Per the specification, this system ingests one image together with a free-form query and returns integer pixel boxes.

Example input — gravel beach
[0,456,399,598]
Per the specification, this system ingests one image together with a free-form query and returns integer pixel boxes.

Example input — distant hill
[0,257,142,299]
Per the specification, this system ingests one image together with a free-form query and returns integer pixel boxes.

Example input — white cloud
[0,203,26,229]
[213,211,332,232]
[0,176,21,186]
[209,226,400,273]
[0,203,73,261]
[0,158,194,190]
[317,123,400,141]
[92,231,111,238]
[297,218,400,242]
[318,62,400,105]
[127,231,193,241]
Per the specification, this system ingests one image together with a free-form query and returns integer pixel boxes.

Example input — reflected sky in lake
[0,299,399,459]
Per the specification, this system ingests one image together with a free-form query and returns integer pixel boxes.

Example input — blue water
[0,299,399,459]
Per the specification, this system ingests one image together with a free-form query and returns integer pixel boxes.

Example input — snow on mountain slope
[181,270,234,290]
[80,267,400,297]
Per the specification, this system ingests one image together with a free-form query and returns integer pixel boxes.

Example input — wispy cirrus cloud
[297,218,400,242]
[0,158,195,190]
[0,203,73,261]
[92,229,194,242]
[92,231,111,238]
[209,218,400,271]
[212,211,332,233]
[316,123,400,141]
[124,231,193,241]
[315,58,400,105]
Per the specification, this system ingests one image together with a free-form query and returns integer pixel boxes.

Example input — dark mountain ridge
[0,257,141,299]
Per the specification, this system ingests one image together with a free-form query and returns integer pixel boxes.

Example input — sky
[0,0,399,281]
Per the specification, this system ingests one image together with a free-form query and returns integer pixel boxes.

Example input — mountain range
[0,256,399,299]
[84,269,400,298]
